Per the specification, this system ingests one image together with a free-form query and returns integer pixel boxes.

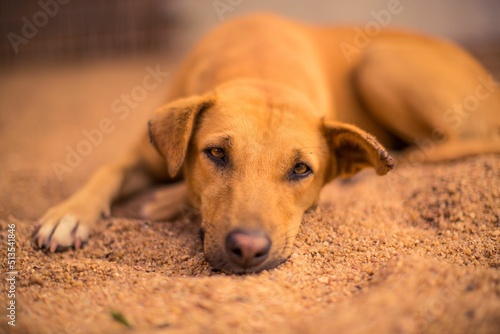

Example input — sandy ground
[0,57,499,334]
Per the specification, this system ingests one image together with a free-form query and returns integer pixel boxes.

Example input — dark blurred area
[0,0,187,65]
[1,0,499,72]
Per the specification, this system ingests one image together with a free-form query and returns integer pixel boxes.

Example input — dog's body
[35,14,500,273]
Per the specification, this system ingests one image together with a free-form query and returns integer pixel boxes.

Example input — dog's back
[168,14,332,115]
[168,13,500,156]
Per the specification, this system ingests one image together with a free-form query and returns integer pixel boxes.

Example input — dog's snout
[225,229,271,269]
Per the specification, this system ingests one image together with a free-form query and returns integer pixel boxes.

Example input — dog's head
[149,81,393,274]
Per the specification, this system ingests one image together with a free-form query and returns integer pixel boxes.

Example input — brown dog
[34,14,500,273]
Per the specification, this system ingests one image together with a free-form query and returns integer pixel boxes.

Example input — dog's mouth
[199,227,291,274]
[207,253,289,275]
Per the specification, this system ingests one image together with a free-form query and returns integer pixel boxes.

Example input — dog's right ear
[148,93,215,178]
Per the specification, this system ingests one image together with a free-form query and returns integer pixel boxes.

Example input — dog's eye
[290,162,312,180]
[208,147,225,159]
[205,147,227,166]
[293,163,310,175]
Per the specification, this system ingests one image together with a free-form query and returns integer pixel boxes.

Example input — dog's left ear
[323,120,394,179]
[148,93,215,177]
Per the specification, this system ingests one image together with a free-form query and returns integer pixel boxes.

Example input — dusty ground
[0,57,499,334]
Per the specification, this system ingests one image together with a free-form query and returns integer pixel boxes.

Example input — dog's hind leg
[353,36,500,162]
[34,134,168,252]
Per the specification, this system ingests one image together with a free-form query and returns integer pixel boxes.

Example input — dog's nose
[225,229,271,268]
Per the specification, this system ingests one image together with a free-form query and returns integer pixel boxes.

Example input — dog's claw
[34,204,94,253]
[50,241,58,253]
[37,236,44,249]
[75,237,82,250]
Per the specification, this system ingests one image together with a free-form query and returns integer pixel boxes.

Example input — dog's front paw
[33,199,106,252]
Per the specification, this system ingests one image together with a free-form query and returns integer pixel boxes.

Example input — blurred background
[1,0,500,217]
[1,0,500,70]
